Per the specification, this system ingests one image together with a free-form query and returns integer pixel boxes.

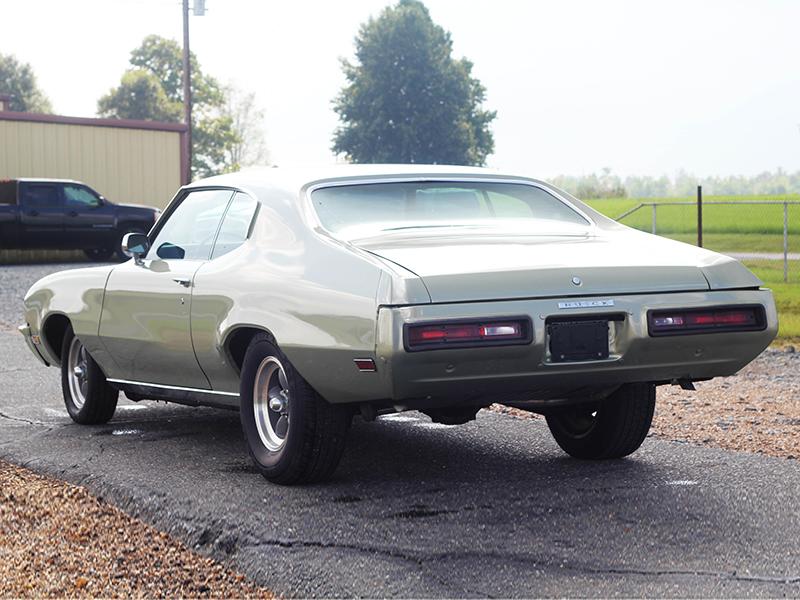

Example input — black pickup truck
[0,178,159,261]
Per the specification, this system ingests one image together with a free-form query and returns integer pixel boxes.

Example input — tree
[332,0,495,166]
[222,85,270,170]
[551,168,626,200]
[128,35,223,109]
[97,35,242,179]
[97,70,181,122]
[0,53,53,113]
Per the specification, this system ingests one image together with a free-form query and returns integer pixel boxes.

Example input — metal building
[0,101,189,212]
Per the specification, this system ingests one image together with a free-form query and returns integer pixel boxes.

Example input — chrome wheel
[66,336,90,411]
[239,334,351,484]
[253,356,290,452]
[60,324,118,424]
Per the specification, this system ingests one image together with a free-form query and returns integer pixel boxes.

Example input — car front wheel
[61,325,119,424]
[239,333,350,485]
[545,382,656,459]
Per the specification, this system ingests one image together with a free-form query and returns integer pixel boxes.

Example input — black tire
[83,248,114,261]
[115,226,146,261]
[239,333,350,485]
[545,382,656,460]
[61,325,118,424]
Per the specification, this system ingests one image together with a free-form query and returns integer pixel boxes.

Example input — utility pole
[182,0,205,184]
[182,0,192,184]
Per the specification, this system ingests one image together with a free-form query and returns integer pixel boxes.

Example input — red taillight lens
[405,319,530,351]
[649,306,765,336]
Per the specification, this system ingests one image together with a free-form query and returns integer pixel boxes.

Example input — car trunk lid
[359,230,711,303]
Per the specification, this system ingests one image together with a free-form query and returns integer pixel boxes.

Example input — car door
[18,182,64,247]
[63,183,115,246]
[98,189,235,389]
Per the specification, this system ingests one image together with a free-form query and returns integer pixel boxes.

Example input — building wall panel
[0,115,186,210]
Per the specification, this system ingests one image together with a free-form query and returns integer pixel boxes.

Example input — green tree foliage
[551,168,800,200]
[222,85,270,170]
[0,53,53,113]
[128,35,223,108]
[193,115,241,177]
[551,168,627,200]
[97,35,240,179]
[332,0,495,166]
[97,70,181,122]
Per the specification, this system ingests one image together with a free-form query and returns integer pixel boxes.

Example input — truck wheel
[84,248,114,261]
[61,325,118,424]
[115,226,145,261]
[545,383,656,459]
[239,333,350,485]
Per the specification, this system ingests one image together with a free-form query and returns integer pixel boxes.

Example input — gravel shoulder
[0,460,273,599]
[2,261,798,597]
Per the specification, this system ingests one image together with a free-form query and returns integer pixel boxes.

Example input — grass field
[583,195,800,342]
[743,262,800,344]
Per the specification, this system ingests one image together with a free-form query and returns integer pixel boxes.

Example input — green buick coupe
[20,165,778,484]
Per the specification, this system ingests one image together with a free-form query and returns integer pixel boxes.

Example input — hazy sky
[3,0,799,181]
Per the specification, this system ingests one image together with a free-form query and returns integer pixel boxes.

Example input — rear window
[310,181,590,237]
[0,181,16,205]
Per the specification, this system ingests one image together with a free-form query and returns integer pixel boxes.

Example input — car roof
[5,177,84,184]
[184,164,547,195]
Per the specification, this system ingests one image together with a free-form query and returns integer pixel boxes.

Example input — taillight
[649,306,766,336]
[404,318,531,352]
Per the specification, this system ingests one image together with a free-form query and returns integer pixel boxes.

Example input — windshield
[310,181,590,237]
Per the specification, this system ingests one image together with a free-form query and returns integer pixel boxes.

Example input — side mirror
[121,232,150,265]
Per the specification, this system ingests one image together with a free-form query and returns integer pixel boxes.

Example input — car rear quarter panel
[189,195,392,402]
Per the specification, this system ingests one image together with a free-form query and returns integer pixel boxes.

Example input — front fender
[22,265,116,368]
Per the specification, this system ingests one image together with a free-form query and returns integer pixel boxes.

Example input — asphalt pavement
[2,323,800,597]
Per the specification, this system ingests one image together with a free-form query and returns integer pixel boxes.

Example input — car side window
[64,185,101,208]
[150,189,235,261]
[210,192,258,260]
[25,184,59,208]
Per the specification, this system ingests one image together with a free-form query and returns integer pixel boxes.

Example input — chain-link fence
[613,194,800,283]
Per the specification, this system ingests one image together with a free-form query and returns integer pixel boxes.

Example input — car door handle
[27,210,39,217]
[172,278,191,288]
[67,211,79,217]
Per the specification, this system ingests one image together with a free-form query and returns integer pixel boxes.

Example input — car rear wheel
[239,333,350,485]
[545,382,656,459]
[61,325,118,424]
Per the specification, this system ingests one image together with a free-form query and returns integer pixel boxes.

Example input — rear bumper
[374,288,777,406]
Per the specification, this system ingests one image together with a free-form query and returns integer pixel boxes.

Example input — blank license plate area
[548,320,609,362]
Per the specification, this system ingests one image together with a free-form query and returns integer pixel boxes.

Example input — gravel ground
[0,461,273,599]
[2,261,798,597]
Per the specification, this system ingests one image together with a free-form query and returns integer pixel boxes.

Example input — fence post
[697,186,703,248]
[785,201,789,282]
[652,204,657,235]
